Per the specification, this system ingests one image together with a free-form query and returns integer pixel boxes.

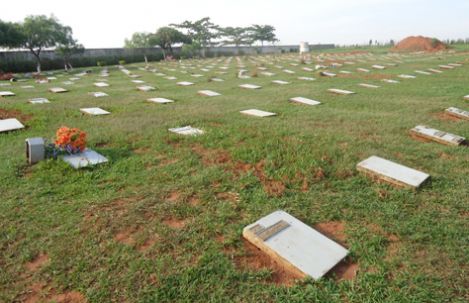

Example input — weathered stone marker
[410,125,466,146]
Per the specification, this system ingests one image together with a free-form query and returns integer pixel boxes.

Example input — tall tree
[20,15,71,73]
[171,17,219,57]
[249,25,278,48]
[219,27,252,50]
[56,42,84,71]
[124,32,154,65]
[151,27,190,59]
[0,20,24,48]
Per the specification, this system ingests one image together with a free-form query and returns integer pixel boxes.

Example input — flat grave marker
[210,78,224,82]
[382,79,400,84]
[240,109,276,117]
[357,155,430,189]
[169,126,204,136]
[445,107,469,120]
[357,68,370,73]
[320,71,336,77]
[415,70,431,75]
[0,91,15,97]
[90,92,109,98]
[398,74,416,79]
[22,85,35,89]
[289,97,321,106]
[62,149,108,169]
[359,83,380,89]
[131,80,145,84]
[49,87,68,93]
[137,85,155,92]
[0,118,25,133]
[328,88,355,95]
[272,80,289,85]
[198,90,221,97]
[177,81,194,86]
[463,95,469,101]
[410,125,466,146]
[372,64,386,70]
[439,65,454,70]
[80,107,110,116]
[243,210,349,280]
[298,77,315,81]
[239,84,262,90]
[29,98,50,104]
[428,68,443,74]
[147,97,174,104]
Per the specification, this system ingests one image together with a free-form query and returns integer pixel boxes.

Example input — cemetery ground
[0,49,468,302]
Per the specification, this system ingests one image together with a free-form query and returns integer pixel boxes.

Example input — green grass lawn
[1,49,468,302]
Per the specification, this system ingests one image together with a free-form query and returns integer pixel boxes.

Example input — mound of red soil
[0,72,14,80]
[393,36,447,52]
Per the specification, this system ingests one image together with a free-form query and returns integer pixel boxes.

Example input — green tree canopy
[124,32,155,65]
[0,20,24,48]
[219,27,252,48]
[249,24,278,47]
[151,27,190,58]
[171,17,219,56]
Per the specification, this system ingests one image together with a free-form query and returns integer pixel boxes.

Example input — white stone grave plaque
[357,68,370,73]
[80,107,110,115]
[191,74,203,78]
[382,79,399,84]
[410,125,466,146]
[328,89,355,95]
[272,80,289,85]
[283,69,295,74]
[289,97,321,106]
[415,70,431,75]
[298,77,315,81]
[147,97,174,104]
[22,85,35,89]
[398,74,416,79]
[168,126,204,136]
[359,83,380,89]
[320,71,336,77]
[90,92,108,98]
[0,118,24,133]
[439,65,454,70]
[131,80,145,84]
[372,65,386,70]
[261,72,275,77]
[243,210,349,280]
[94,82,109,87]
[165,76,177,80]
[463,95,469,101]
[29,98,50,104]
[240,109,276,117]
[62,149,108,169]
[448,63,462,67]
[0,91,15,97]
[137,85,155,92]
[428,68,442,74]
[339,70,352,74]
[210,78,224,82]
[198,90,221,97]
[357,155,430,189]
[445,107,469,120]
[177,81,194,86]
[239,84,261,90]
[49,87,68,93]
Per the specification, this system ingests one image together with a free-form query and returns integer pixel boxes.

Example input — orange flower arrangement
[54,126,87,153]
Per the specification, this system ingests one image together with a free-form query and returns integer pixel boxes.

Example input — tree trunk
[68,63,73,70]
[144,55,148,66]
[36,61,41,74]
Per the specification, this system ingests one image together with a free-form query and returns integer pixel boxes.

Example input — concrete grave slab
[357,68,370,73]
[359,83,380,89]
[339,70,352,74]
[298,77,315,81]
[289,97,321,106]
[49,87,68,93]
[22,85,35,89]
[147,97,174,104]
[137,85,155,92]
[464,95,469,101]
[302,67,313,72]
[29,98,50,104]
[382,79,400,84]
[398,74,416,79]
[240,109,276,117]
[439,65,454,69]
[80,107,110,115]
[210,78,224,82]
[177,81,194,86]
[0,91,15,97]
[272,80,289,85]
[90,92,109,98]
[165,76,177,80]
[328,88,355,95]
[243,210,349,280]
[283,69,295,74]
[0,118,25,133]
[448,63,462,67]
[357,155,430,189]
[410,125,466,146]
[415,70,431,75]
[198,90,221,97]
[445,107,469,120]
[131,80,145,84]
[428,68,443,74]
[168,126,204,136]
[372,65,386,70]
[0,83,11,87]
[320,71,336,77]
[62,149,108,169]
[94,82,109,87]
[239,84,261,90]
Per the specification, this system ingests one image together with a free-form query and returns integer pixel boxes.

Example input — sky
[2,0,469,48]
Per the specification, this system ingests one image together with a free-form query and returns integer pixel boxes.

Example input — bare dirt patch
[163,217,187,229]
[315,221,347,245]
[329,259,359,281]
[25,253,49,272]
[215,191,240,203]
[114,226,141,246]
[137,237,158,252]
[166,191,181,203]
[0,108,32,121]
[192,144,232,166]
[22,282,87,303]
[393,36,447,52]
[231,240,302,286]
[435,112,461,122]
[253,160,286,197]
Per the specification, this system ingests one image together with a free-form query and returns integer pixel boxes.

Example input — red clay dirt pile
[392,36,447,52]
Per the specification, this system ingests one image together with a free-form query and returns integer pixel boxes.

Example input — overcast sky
[2,0,469,48]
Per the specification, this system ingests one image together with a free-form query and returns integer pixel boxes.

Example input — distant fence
[0,44,335,73]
